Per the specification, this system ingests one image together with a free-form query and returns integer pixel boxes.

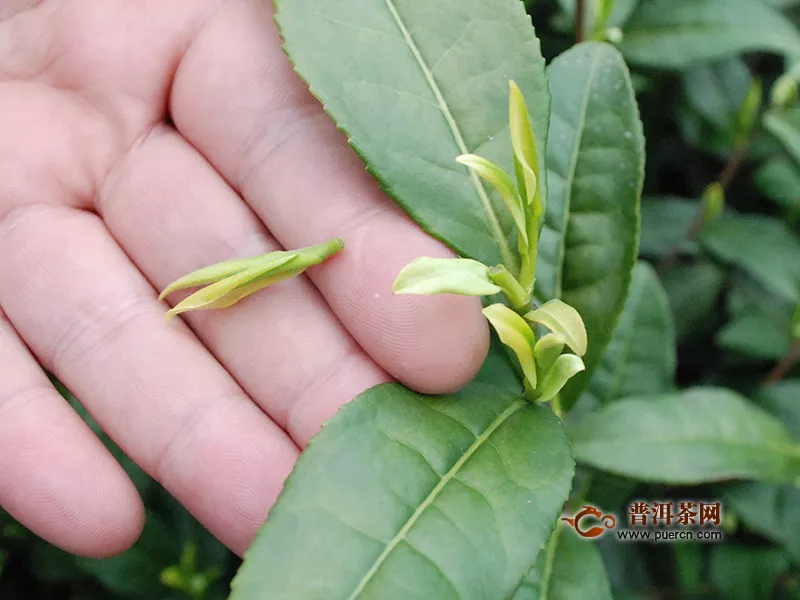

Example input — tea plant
[4,0,800,599]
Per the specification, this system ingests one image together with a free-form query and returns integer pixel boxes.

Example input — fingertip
[323,217,491,396]
[392,292,491,395]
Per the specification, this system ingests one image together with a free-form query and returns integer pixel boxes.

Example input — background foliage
[3,0,800,598]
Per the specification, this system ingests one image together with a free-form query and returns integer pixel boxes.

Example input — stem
[718,137,754,190]
[658,134,756,276]
[576,0,587,42]
[489,265,531,310]
[765,338,800,384]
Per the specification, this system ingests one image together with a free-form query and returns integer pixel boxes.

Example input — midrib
[384,0,515,269]
[345,398,526,599]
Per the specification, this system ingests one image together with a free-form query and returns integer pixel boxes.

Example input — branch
[576,0,586,42]
[657,134,757,275]
[765,338,800,385]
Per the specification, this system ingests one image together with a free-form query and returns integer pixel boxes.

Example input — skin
[0,0,489,558]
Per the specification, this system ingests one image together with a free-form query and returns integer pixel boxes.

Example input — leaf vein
[344,399,526,599]
[383,0,515,269]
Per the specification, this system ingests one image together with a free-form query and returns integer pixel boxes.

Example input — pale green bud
[525,299,588,357]
[160,238,344,320]
[534,355,586,403]
[483,303,538,389]
[456,154,528,249]
[392,257,501,297]
[534,333,566,378]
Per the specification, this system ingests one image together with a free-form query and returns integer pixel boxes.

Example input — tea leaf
[508,80,541,211]
[534,334,566,378]
[701,213,800,304]
[584,262,676,405]
[483,303,538,389]
[392,257,501,297]
[570,388,800,484]
[620,0,800,69]
[511,526,613,600]
[230,381,575,600]
[456,155,528,246]
[274,0,550,272]
[536,42,643,410]
[525,299,588,357]
[534,355,585,403]
[725,482,800,560]
[162,239,344,319]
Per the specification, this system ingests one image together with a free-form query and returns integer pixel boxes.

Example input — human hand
[0,0,488,558]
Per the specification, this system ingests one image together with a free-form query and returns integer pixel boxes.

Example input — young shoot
[393,81,588,405]
[159,238,344,320]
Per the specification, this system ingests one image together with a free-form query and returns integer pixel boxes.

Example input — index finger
[169,0,489,394]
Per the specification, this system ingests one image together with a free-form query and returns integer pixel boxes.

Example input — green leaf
[537,42,644,410]
[511,526,613,600]
[764,107,800,166]
[757,380,800,439]
[639,196,699,258]
[725,482,800,560]
[508,80,541,211]
[455,154,528,246]
[754,157,800,214]
[717,313,793,360]
[584,262,676,405]
[230,382,575,600]
[662,261,725,341]
[534,334,566,378]
[619,0,800,69]
[709,545,790,600]
[484,303,538,388]
[535,355,586,403]
[569,387,800,484]
[701,213,800,304]
[681,58,753,137]
[161,239,344,319]
[392,257,501,297]
[525,299,588,357]
[274,0,550,272]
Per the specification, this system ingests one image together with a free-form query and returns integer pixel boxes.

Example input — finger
[170,0,489,394]
[97,126,389,445]
[0,308,143,557]
[0,205,299,555]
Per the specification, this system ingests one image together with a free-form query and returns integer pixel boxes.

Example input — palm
[0,0,487,558]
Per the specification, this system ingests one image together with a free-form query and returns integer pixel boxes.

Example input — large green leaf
[620,0,800,69]
[511,526,613,600]
[230,382,574,600]
[275,0,550,271]
[584,262,676,405]
[569,388,800,484]
[701,213,800,304]
[537,42,644,410]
